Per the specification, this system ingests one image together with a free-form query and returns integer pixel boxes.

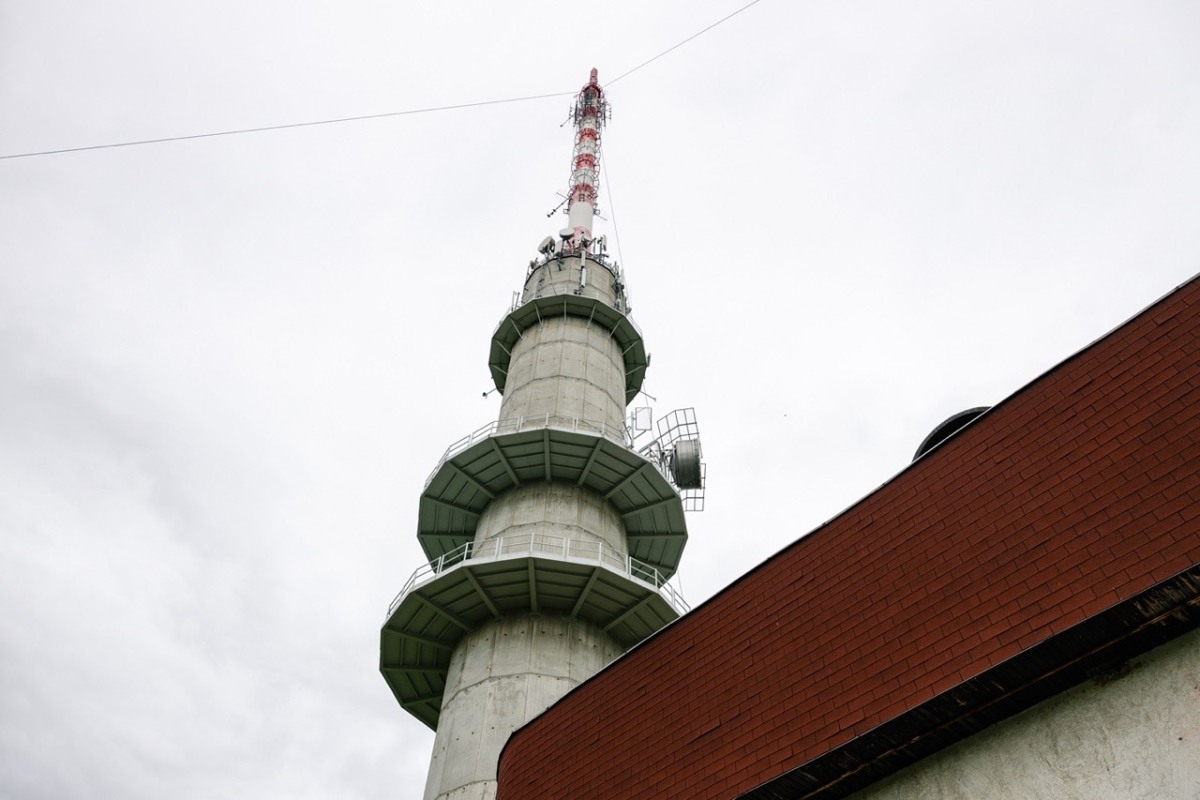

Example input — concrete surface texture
[849,626,1200,800]
[474,483,627,554]
[496,314,627,431]
[422,614,623,800]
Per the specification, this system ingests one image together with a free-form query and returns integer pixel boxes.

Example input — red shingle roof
[496,274,1200,800]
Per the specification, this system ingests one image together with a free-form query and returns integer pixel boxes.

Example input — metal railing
[387,531,689,619]
[492,286,642,336]
[424,414,633,489]
[526,247,620,278]
[498,281,634,320]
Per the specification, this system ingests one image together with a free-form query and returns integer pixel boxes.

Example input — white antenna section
[563,68,608,254]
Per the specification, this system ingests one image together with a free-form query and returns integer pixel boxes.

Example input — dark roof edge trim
[736,561,1200,800]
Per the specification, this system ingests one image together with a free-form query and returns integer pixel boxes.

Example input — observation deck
[417,413,689,579]
[381,531,687,729]
[489,263,648,404]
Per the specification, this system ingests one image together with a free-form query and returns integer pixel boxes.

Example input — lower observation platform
[417,414,689,579]
[488,287,648,404]
[381,531,687,730]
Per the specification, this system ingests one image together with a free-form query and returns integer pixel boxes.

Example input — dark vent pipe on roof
[913,407,991,461]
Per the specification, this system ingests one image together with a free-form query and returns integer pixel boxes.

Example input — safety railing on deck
[492,285,640,332]
[497,281,636,320]
[387,531,689,619]
[423,414,633,489]
[526,246,620,278]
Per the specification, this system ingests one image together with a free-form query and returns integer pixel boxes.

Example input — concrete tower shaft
[422,614,623,800]
[497,256,628,432]
[381,69,693,800]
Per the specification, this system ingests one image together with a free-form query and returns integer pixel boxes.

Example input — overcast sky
[2,1,1199,798]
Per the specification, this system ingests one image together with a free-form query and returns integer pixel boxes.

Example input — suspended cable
[601,154,627,277]
[0,0,766,161]
[0,91,574,161]
[599,0,767,285]
[607,0,765,85]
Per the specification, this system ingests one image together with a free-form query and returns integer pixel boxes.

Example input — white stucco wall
[850,626,1200,800]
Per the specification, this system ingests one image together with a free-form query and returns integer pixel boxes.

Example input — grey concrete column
[498,259,627,431]
[496,315,626,432]
[474,483,627,555]
[422,614,624,800]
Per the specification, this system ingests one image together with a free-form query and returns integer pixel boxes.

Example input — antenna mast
[564,68,609,251]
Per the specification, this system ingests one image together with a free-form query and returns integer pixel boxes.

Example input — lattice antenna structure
[563,68,610,250]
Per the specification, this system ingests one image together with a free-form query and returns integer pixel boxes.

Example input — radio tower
[380,69,705,800]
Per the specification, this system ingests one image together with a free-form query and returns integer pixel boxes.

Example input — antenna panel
[670,439,703,489]
[653,408,706,511]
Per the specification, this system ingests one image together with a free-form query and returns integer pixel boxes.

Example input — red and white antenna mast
[563,68,609,250]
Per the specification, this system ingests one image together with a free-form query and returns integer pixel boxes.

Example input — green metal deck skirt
[488,293,648,404]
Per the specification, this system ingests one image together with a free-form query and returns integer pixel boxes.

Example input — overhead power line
[607,0,763,85]
[0,0,765,161]
[0,93,573,161]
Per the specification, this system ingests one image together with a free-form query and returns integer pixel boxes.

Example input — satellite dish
[634,407,706,511]
[559,227,575,240]
[670,439,703,489]
[537,236,555,254]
